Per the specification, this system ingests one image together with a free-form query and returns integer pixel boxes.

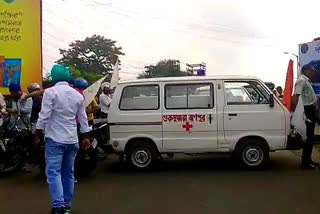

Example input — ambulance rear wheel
[127,142,157,170]
[235,139,269,169]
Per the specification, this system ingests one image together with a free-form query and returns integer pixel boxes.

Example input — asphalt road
[1,149,320,214]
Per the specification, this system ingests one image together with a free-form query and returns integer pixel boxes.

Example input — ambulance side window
[224,81,269,105]
[119,85,159,110]
[165,83,213,109]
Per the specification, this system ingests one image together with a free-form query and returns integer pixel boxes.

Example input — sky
[43,0,320,86]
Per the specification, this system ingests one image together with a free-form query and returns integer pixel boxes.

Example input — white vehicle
[108,76,300,170]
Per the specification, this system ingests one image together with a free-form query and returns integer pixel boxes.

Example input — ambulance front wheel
[234,138,269,169]
[126,142,157,170]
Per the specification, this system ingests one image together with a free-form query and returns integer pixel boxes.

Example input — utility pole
[284,52,299,75]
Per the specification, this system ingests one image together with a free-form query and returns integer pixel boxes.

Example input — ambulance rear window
[120,85,159,110]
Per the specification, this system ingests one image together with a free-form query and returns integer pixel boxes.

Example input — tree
[138,59,190,79]
[69,66,103,86]
[41,67,103,88]
[42,73,53,89]
[57,35,124,75]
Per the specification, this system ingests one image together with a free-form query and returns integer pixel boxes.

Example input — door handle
[228,113,237,117]
[209,114,212,124]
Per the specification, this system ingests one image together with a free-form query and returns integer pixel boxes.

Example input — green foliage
[138,59,190,79]
[57,35,124,75]
[69,67,103,86]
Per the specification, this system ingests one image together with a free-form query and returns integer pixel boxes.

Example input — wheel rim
[242,146,264,166]
[131,148,152,168]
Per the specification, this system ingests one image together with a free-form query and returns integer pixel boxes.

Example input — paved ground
[1,149,320,214]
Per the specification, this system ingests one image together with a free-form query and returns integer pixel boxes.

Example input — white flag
[83,76,107,107]
[110,59,119,89]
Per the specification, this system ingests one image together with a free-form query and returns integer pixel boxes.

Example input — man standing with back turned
[35,65,91,214]
[292,63,319,169]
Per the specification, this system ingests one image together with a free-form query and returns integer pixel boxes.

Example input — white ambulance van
[108,76,299,170]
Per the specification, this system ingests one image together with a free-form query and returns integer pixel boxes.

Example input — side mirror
[269,94,274,108]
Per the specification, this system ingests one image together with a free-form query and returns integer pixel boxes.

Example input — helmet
[27,83,41,93]
[9,82,21,92]
[74,78,88,89]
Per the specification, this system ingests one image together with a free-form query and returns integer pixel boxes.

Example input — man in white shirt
[292,63,318,169]
[35,65,91,214]
[99,82,112,118]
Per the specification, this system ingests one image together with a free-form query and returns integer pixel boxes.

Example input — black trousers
[302,105,316,165]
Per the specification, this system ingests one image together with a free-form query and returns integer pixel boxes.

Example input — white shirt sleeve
[294,78,305,95]
[20,98,33,114]
[36,89,54,130]
[77,98,92,133]
[100,94,111,108]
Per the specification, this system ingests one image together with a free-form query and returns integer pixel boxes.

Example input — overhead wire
[42,0,277,76]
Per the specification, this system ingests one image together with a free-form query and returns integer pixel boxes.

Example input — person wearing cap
[99,82,112,119]
[7,83,33,129]
[292,63,319,169]
[35,65,91,214]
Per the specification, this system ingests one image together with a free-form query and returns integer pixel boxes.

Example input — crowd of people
[0,72,113,134]
[0,65,113,214]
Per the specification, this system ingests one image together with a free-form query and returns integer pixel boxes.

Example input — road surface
[0,149,320,214]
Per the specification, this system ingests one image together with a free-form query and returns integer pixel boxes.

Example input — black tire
[126,142,157,170]
[234,139,269,169]
[0,142,24,176]
[0,153,23,176]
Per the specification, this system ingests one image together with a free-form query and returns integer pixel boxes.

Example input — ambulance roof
[119,75,259,85]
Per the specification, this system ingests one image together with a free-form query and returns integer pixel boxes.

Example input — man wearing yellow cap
[35,65,91,214]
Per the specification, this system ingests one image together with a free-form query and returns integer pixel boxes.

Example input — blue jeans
[45,138,79,208]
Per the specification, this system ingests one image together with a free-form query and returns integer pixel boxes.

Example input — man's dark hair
[301,64,315,74]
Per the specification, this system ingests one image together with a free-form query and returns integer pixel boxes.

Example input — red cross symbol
[182,122,193,132]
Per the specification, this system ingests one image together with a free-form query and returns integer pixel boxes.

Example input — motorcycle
[0,116,44,175]
[0,116,112,177]
[74,119,113,177]
[91,119,113,160]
